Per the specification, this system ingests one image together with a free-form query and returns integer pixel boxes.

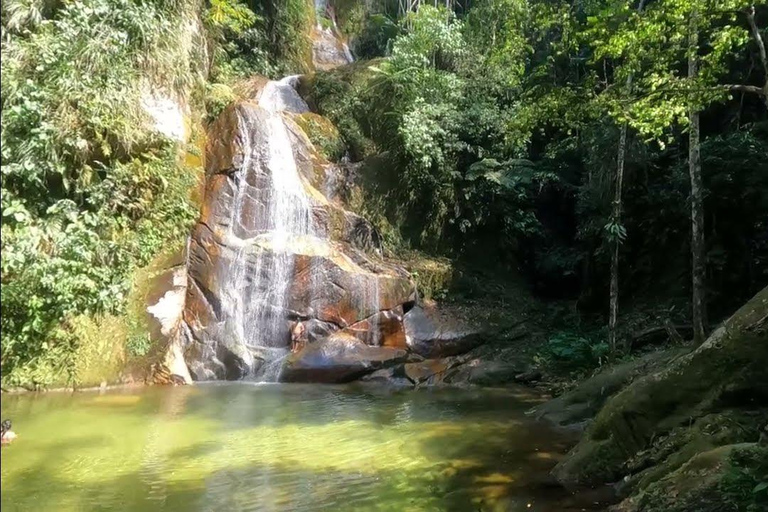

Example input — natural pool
[1,383,609,511]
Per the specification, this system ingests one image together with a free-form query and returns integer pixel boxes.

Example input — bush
[537,330,610,374]
[293,112,346,161]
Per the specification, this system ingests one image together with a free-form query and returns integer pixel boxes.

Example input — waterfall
[359,274,381,345]
[312,0,354,69]
[184,17,378,382]
[219,84,318,382]
[259,75,309,114]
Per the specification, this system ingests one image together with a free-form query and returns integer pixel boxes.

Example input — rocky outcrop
[534,348,691,430]
[174,94,437,383]
[142,254,193,385]
[551,286,768,509]
[404,304,486,358]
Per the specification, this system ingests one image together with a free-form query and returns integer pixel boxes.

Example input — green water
[1,383,607,511]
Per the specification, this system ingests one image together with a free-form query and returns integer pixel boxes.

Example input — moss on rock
[535,347,692,429]
[614,443,768,512]
[293,112,346,161]
[553,286,768,490]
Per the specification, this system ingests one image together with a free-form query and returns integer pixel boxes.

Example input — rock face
[180,99,418,382]
[533,348,691,430]
[143,256,193,385]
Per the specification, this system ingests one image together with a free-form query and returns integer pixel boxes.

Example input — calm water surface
[1,383,608,511]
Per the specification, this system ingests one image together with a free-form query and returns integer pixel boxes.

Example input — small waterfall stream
[221,81,319,382]
[179,4,397,382]
[313,0,354,69]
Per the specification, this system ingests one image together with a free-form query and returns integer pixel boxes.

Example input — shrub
[537,330,610,374]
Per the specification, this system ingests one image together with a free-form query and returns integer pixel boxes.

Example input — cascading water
[358,273,381,346]
[178,6,408,383]
[312,0,354,69]
[220,84,318,382]
[259,75,310,114]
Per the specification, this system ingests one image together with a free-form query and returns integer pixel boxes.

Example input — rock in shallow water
[281,332,408,383]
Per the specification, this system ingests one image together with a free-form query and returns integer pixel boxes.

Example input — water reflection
[1,383,609,511]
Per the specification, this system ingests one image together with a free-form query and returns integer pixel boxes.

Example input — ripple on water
[1,383,608,512]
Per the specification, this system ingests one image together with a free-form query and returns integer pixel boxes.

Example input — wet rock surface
[312,25,353,71]
[281,332,408,383]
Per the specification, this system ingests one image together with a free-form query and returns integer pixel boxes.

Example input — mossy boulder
[618,409,768,498]
[553,286,768,488]
[535,348,691,429]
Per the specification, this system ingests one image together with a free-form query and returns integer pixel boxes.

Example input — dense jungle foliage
[0,0,315,387]
[310,0,767,340]
[1,0,766,394]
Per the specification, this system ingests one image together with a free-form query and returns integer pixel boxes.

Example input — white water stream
[220,84,317,381]
[210,15,384,381]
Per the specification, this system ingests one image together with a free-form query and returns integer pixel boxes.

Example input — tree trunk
[608,123,628,354]
[689,13,707,344]
[607,0,647,354]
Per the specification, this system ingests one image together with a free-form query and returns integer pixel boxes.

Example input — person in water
[290,321,307,353]
[1,419,17,445]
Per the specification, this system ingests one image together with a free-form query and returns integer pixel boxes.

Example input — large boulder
[441,358,526,388]
[404,304,485,358]
[403,356,470,386]
[552,286,768,491]
[281,332,408,383]
[534,348,691,430]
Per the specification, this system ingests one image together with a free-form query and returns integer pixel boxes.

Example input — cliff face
[180,96,416,381]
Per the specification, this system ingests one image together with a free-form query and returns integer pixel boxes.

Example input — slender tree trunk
[607,0,646,354]
[608,123,628,354]
[689,12,707,344]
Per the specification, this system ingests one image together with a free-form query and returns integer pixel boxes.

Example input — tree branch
[725,84,765,95]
